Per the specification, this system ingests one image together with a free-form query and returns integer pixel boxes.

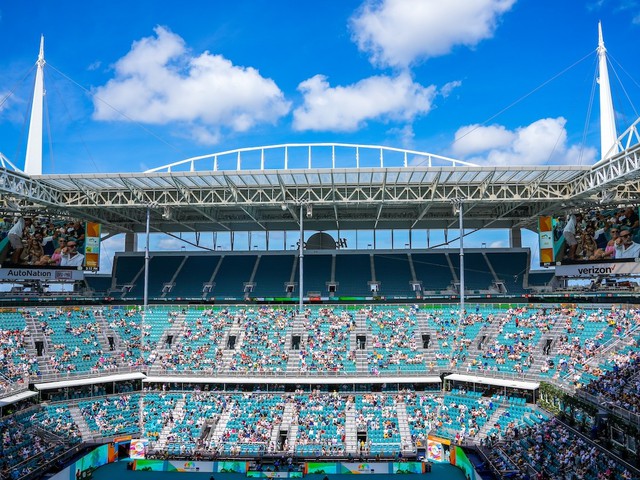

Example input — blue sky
[1,0,639,271]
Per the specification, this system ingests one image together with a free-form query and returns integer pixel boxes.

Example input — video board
[539,205,640,273]
[0,215,101,276]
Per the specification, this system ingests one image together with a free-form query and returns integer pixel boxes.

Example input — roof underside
[1,139,639,234]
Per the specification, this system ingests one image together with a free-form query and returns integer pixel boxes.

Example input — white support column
[299,203,304,310]
[25,36,45,176]
[143,207,150,310]
[598,22,618,160]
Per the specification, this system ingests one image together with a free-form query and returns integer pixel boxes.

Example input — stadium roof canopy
[1,136,640,235]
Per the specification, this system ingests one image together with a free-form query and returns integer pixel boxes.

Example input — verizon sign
[555,261,640,277]
[0,268,84,282]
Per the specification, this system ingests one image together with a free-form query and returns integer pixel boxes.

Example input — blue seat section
[294,392,346,456]
[155,308,230,372]
[355,394,401,455]
[449,253,491,292]
[334,254,372,296]
[84,275,112,295]
[167,255,221,299]
[296,308,356,373]
[496,414,633,480]
[142,392,180,444]
[40,309,118,374]
[103,308,144,366]
[165,392,227,455]
[527,270,555,286]
[468,309,543,375]
[0,312,39,383]
[433,390,499,439]
[539,307,615,380]
[112,254,145,291]
[367,306,425,374]
[0,408,80,479]
[211,255,257,298]
[485,251,529,294]
[373,254,413,297]
[218,394,286,455]
[412,252,453,292]
[251,254,296,297]
[126,255,186,299]
[78,394,141,437]
[107,250,539,298]
[404,392,441,447]
[228,307,293,373]
[292,254,331,295]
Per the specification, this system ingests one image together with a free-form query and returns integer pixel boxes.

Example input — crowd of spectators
[297,308,356,373]
[293,390,346,455]
[581,348,640,414]
[1,216,86,267]
[560,207,640,262]
[497,418,635,479]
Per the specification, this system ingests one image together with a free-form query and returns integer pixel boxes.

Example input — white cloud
[92,26,290,144]
[156,236,184,250]
[489,240,507,248]
[293,73,436,132]
[452,117,598,165]
[351,0,516,68]
[452,124,516,156]
[440,80,462,98]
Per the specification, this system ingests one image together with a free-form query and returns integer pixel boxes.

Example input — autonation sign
[0,268,84,282]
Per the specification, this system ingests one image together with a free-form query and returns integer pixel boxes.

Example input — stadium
[1,23,640,480]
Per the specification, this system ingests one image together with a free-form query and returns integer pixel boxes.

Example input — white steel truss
[0,139,639,233]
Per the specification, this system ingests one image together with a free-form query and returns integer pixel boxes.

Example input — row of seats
[103,250,533,299]
[1,305,639,397]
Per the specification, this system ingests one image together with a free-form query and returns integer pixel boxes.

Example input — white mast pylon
[24,35,45,176]
[597,22,618,161]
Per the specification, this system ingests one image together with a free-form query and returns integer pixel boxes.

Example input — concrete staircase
[149,313,187,373]
[477,405,506,440]
[354,311,369,374]
[270,400,298,453]
[152,398,185,451]
[394,399,414,454]
[345,398,358,454]
[285,314,307,374]
[69,405,93,442]
[93,309,118,352]
[209,402,233,445]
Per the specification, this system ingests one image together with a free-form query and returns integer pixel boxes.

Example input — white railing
[144,143,477,173]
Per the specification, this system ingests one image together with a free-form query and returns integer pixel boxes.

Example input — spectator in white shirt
[60,241,85,267]
[614,228,640,259]
[8,217,32,265]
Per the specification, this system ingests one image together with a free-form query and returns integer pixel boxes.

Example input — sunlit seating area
[78,394,141,437]
[296,308,357,373]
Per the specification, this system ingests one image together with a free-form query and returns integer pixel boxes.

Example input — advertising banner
[555,261,640,277]
[0,267,84,281]
[166,460,214,473]
[247,472,303,478]
[306,463,338,475]
[133,459,165,472]
[84,222,101,270]
[426,436,451,463]
[453,446,475,480]
[340,462,389,474]
[392,462,425,474]
[49,444,117,480]
[129,438,149,459]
